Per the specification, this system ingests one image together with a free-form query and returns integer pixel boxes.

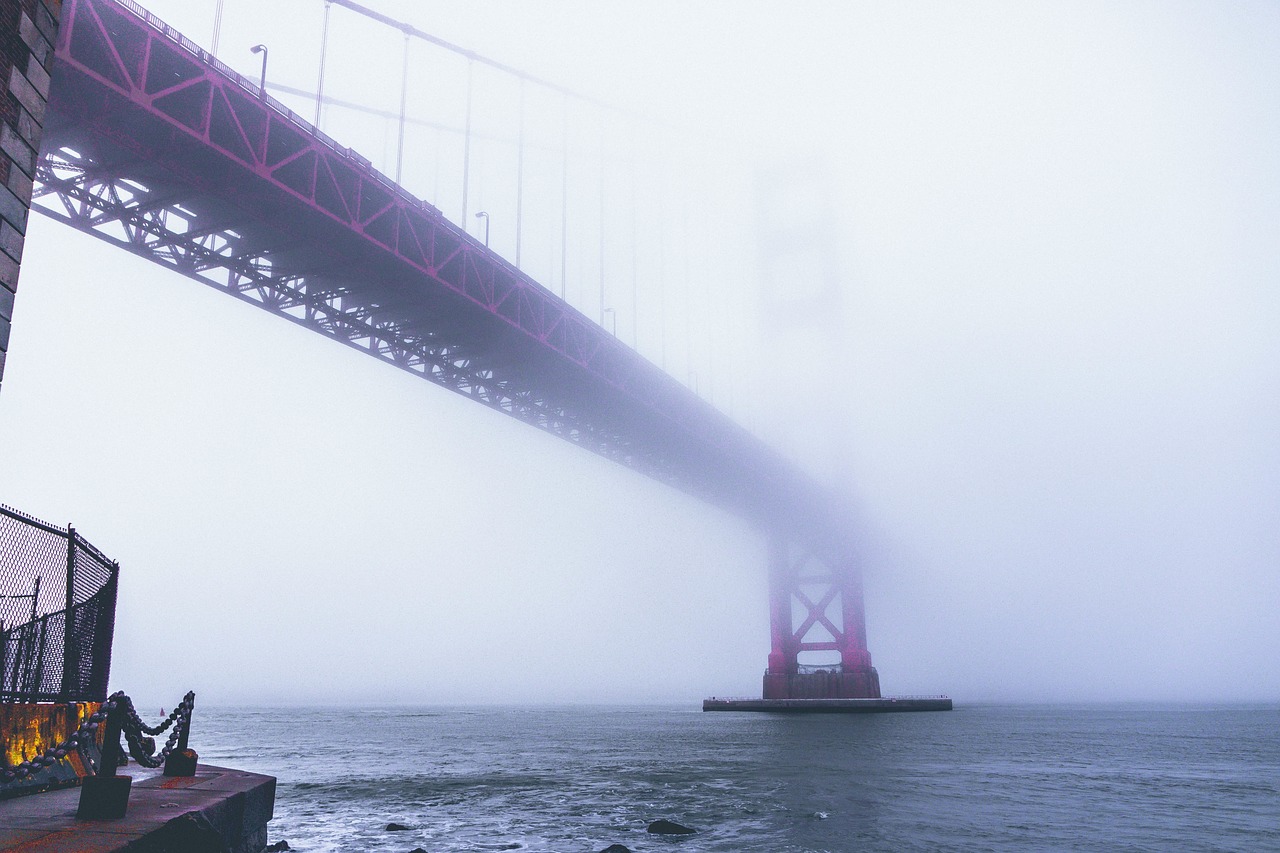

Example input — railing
[110,0,433,211]
[0,505,118,703]
[795,664,842,675]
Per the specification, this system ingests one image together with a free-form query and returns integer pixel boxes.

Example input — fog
[1,0,1277,705]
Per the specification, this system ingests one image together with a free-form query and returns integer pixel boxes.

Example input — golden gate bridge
[28,0,898,702]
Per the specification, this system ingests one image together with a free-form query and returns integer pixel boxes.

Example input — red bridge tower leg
[763,534,880,699]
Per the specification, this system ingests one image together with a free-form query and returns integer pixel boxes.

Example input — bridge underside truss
[32,146,641,464]
[32,0,838,534]
[24,0,883,696]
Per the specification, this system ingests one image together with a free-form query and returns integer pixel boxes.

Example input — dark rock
[647,819,695,835]
[409,848,428,853]
[145,812,224,852]
[265,843,291,852]
[386,822,412,831]
[600,845,634,852]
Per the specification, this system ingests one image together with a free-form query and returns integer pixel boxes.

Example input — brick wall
[0,0,59,391]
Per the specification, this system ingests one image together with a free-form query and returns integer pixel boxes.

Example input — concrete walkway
[0,764,275,852]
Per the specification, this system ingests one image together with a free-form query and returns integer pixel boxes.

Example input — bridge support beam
[763,533,880,700]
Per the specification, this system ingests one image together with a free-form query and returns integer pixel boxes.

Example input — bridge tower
[764,537,879,699]
[755,161,880,699]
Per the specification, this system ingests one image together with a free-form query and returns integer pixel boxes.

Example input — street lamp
[602,307,617,336]
[250,44,268,96]
[474,211,490,247]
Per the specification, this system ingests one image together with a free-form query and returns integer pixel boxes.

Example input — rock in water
[647,819,696,835]
[409,848,428,853]
[599,845,634,852]
[150,813,224,852]
[265,843,291,852]
[386,822,412,831]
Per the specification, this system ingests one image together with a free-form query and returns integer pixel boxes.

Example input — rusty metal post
[163,692,198,777]
[77,700,131,819]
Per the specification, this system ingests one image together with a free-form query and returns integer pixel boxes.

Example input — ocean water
[190,704,1280,852]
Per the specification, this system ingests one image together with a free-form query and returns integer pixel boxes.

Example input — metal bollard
[77,700,131,819]
[163,692,198,777]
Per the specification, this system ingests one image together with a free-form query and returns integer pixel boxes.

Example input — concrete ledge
[703,697,953,713]
[0,764,275,852]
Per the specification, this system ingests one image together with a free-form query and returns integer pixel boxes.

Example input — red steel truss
[29,0,879,695]
[764,537,880,699]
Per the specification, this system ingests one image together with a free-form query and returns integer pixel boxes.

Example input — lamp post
[603,307,617,336]
[474,211,490,247]
[250,44,268,96]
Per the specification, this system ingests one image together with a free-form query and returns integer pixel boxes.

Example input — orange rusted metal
[0,702,99,767]
[0,702,103,799]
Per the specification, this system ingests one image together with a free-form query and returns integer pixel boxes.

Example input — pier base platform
[0,763,274,852]
[703,696,952,713]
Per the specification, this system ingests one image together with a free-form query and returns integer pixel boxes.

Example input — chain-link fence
[0,505,118,702]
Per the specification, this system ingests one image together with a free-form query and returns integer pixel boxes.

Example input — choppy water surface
[194,704,1279,852]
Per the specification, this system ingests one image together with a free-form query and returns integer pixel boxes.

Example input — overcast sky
[1,0,1277,705]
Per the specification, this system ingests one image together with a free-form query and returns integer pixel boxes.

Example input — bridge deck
[34,0,843,546]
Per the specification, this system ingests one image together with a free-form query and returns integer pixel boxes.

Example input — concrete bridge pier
[763,533,881,700]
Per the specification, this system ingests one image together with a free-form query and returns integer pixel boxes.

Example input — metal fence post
[61,526,76,702]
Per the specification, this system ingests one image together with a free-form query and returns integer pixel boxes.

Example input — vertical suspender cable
[630,124,638,349]
[395,32,410,184]
[598,119,606,324]
[516,78,525,269]
[701,169,714,403]
[211,0,224,57]
[461,59,474,222]
[683,195,693,392]
[658,191,666,370]
[314,1,331,127]
[560,94,569,300]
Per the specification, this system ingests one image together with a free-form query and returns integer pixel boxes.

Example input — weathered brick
[19,13,52,71]
[22,44,46,96]
[0,0,61,393]
[15,101,35,146]
[0,91,19,132]
[33,2,54,45]
[0,218,21,261]
[5,156,30,199]
[7,64,44,124]
[0,245,15,288]
[0,122,34,176]
[0,180,28,233]
[29,27,50,69]
[18,10,37,50]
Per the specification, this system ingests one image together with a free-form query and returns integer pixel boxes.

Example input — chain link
[0,690,194,783]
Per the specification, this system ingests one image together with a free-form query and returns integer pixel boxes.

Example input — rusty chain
[0,690,194,782]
